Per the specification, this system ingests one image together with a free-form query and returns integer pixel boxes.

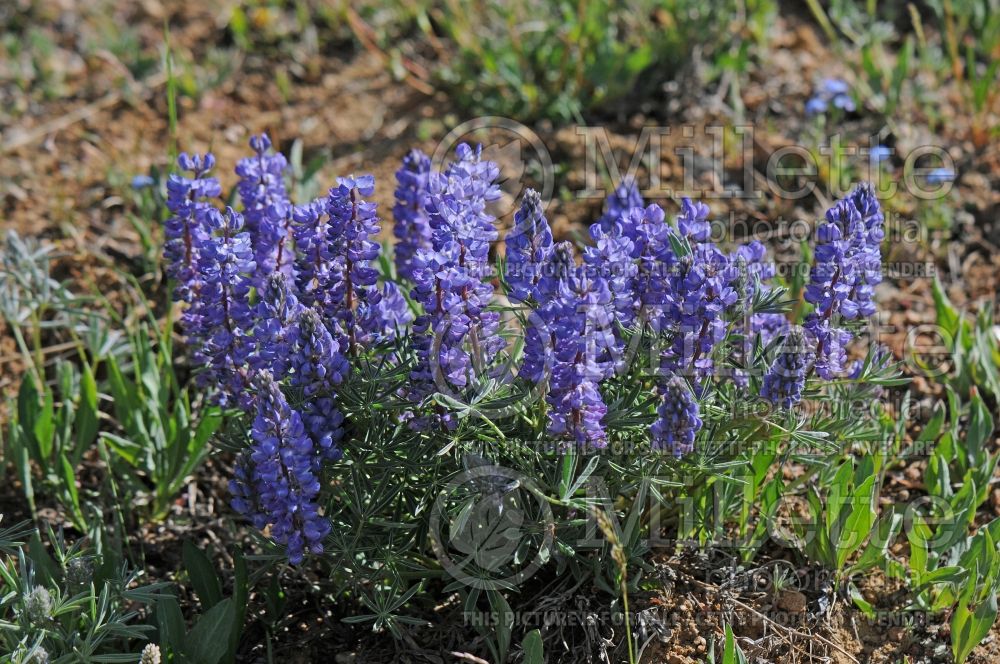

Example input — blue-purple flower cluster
[230,372,330,564]
[407,144,505,426]
[165,135,405,563]
[756,183,885,409]
[165,134,886,556]
[651,377,703,456]
[760,327,808,409]
[802,183,884,380]
[806,78,856,115]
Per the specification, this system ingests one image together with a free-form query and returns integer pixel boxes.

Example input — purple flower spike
[164,152,221,304]
[393,149,434,282]
[651,376,703,456]
[192,206,256,405]
[761,327,810,408]
[236,134,293,284]
[326,174,383,352]
[802,183,883,377]
[407,144,504,424]
[229,372,331,564]
[545,265,617,449]
[251,272,304,379]
[505,189,554,304]
[360,281,414,342]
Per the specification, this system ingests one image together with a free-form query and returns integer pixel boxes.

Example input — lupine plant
[163,134,904,658]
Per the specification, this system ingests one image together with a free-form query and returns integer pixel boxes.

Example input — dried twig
[678,569,860,664]
[450,652,491,664]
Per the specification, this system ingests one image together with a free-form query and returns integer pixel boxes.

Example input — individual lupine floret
[192,206,256,404]
[236,134,293,283]
[676,197,712,243]
[651,376,703,455]
[546,264,617,449]
[164,152,220,304]
[229,372,330,564]
[596,178,643,232]
[504,188,553,304]
[734,240,776,287]
[326,174,382,353]
[392,149,433,282]
[761,327,810,408]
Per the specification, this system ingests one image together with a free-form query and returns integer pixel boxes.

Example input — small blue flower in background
[806,78,856,115]
[870,145,891,167]
[131,174,155,190]
[926,167,955,184]
[805,96,828,115]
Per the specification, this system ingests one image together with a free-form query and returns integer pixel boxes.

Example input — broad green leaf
[486,589,514,663]
[183,541,223,610]
[58,453,82,524]
[917,402,946,443]
[966,390,994,467]
[931,274,960,338]
[721,622,747,664]
[522,629,544,664]
[952,589,997,664]
[837,474,878,569]
[907,515,931,580]
[156,597,186,655]
[73,363,99,455]
[849,583,875,619]
[914,566,965,590]
[850,511,902,574]
[185,598,237,664]
[32,383,55,465]
[99,433,142,466]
